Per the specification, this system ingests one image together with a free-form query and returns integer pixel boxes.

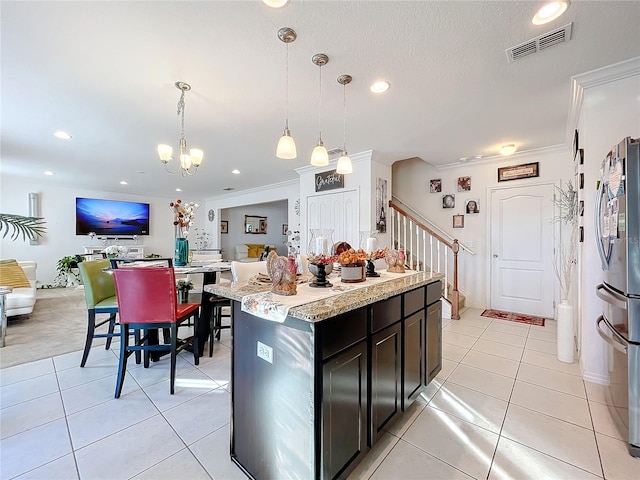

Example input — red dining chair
[111,266,200,398]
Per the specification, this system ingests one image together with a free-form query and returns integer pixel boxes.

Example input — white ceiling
[2,1,639,199]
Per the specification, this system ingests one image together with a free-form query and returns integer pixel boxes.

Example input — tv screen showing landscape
[76,197,150,236]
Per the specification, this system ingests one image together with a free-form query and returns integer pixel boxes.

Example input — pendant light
[310,53,329,167]
[276,27,297,159]
[336,74,353,174]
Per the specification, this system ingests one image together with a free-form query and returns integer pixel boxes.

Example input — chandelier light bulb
[158,144,173,162]
[190,149,204,166]
[500,144,517,156]
[277,129,297,159]
[336,152,353,174]
[180,153,192,169]
[311,140,329,166]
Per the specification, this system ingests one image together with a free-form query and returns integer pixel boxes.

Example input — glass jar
[359,230,379,252]
[308,229,334,256]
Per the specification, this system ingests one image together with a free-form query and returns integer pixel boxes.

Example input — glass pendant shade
[180,153,192,169]
[158,144,173,162]
[190,149,204,166]
[336,152,353,174]
[276,129,297,159]
[311,141,329,166]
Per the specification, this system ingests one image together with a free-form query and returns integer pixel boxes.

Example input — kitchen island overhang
[206,271,444,480]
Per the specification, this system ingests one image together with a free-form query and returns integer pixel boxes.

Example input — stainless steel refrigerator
[595,136,639,457]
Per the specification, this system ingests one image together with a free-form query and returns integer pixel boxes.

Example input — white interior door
[307,190,359,251]
[490,183,555,317]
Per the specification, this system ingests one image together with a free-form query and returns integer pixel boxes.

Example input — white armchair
[231,261,267,283]
[5,261,37,317]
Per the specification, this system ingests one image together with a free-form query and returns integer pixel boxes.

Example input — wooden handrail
[389,200,460,320]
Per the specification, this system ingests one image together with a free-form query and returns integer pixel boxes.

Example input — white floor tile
[489,436,602,480]
[127,355,196,388]
[516,363,586,398]
[74,415,185,480]
[403,405,499,480]
[521,349,581,376]
[446,364,515,401]
[429,382,508,434]
[456,317,493,329]
[442,331,477,349]
[0,418,72,479]
[67,389,158,449]
[417,378,444,405]
[0,392,65,440]
[0,372,59,408]
[52,346,118,372]
[480,330,527,348]
[443,322,486,338]
[442,343,470,363]
[384,398,425,437]
[61,372,140,415]
[525,337,557,355]
[143,369,219,412]
[198,356,231,387]
[369,438,471,480]
[528,328,558,343]
[348,432,399,480]
[589,401,629,442]
[596,432,640,479]
[162,387,230,445]
[510,381,592,429]
[435,358,458,381]
[486,321,530,337]
[14,453,79,480]
[131,448,211,480]
[0,358,54,386]
[501,404,601,476]
[585,380,628,408]
[471,338,523,361]
[460,350,519,378]
[190,424,247,480]
[56,355,122,390]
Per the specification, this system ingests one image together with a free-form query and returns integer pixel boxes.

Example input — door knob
[493,254,498,258]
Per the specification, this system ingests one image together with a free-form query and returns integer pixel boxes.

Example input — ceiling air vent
[506,23,572,63]
[327,148,344,158]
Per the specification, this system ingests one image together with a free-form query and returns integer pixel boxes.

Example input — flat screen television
[76,197,150,236]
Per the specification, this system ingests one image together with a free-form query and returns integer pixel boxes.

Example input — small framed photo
[465,199,479,214]
[457,176,471,191]
[429,179,442,193]
[442,194,455,209]
[579,148,584,165]
[498,162,539,182]
[221,221,228,234]
[573,129,579,159]
[579,172,585,189]
[579,200,584,217]
[282,224,288,235]
[453,214,464,228]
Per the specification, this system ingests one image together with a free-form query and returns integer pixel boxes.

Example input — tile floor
[1,308,638,479]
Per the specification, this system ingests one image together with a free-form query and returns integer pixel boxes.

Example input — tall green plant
[0,214,46,241]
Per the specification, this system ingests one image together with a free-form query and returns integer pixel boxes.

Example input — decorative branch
[0,214,46,241]
[552,180,579,302]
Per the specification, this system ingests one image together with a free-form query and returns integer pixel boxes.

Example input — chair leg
[215,308,222,341]
[134,330,142,365]
[193,311,200,366]
[208,312,215,358]
[80,310,96,367]
[105,313,116,350]
[170,324,177,395]
[144,328,150,368]
[115,325,129,398]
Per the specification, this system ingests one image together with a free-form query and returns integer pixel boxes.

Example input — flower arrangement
[337,248,367,266]
[176,279,194,291]
[365,248,387,262]
[307,253,337,265]
[169,199,200,237]
[553,179,579,301]
[103,245,127,258]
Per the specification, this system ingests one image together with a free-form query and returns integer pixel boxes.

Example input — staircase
[389,200,470,319]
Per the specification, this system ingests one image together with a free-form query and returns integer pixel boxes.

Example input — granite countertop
[205,271,443,323]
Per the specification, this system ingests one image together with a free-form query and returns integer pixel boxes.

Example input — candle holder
[309,262,333,288]
[366,259,380,277]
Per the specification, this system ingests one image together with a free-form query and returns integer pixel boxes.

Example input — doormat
[481,309,546,326]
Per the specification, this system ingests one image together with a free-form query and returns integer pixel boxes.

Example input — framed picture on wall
[221,221,228,234]
[282,224,288,235]
[429,179,442,193]
[453,214,464,228]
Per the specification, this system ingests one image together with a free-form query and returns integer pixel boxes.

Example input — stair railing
[389,200,462,319]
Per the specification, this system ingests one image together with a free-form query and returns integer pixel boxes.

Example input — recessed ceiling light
[262,0,288,7]
[176,188,182,192]
[54,131,72,140]
[120,181,128,185]
[370,81,390,94]
[232,169,240,175]
[44,171,55,176]
[532,1,570,25]
[500,144,517,156]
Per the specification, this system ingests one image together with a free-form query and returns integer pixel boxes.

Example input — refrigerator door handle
[596,283,628,310]
[596,315,628,354]
[594,181,609,270]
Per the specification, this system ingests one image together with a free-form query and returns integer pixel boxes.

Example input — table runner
[241,269,416,322]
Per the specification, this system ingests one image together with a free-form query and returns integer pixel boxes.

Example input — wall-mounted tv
[76,197,150,236]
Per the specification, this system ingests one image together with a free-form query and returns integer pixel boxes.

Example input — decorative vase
[557,300,574,363]
[309,263,332,288]
[177,288,189,304]
[175,237,189,266]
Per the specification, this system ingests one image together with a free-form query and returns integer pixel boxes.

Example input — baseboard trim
[583,370,609,386]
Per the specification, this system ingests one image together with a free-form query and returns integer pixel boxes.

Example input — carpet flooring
[480,308,546,326]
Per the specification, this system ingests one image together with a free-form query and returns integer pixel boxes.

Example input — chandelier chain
[177,90,186,139]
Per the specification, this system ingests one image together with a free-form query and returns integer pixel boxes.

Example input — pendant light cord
[285,42,290,130]
[318,63,322,140]
[342,83,347,152]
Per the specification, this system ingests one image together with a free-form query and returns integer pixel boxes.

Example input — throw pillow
[0,259,31,289]
[246,244,263,258]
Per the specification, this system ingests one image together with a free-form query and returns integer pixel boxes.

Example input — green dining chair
[78,259,139,367]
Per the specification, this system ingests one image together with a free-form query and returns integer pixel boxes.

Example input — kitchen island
[206,271,443,480]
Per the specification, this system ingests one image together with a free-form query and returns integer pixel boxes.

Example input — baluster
[444,247,449,299]
[429,235,433,276]
[409,220,413,269]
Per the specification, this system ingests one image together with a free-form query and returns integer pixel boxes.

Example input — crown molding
[436,144,566,171]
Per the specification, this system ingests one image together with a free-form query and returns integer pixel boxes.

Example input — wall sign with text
[315,170,344,192]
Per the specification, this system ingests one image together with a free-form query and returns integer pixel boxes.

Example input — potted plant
[176,279,194,303]
[56,255,81,287]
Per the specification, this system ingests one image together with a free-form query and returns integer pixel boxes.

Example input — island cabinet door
[425,300,442,383]
[403,310,424,409]
[370,321,402,445]
[321,340,368,480]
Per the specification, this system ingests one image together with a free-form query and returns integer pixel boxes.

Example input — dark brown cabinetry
[426,291,442,383]
[403,310,424,407]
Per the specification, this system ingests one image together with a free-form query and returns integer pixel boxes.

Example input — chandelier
[157,82,203,176]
